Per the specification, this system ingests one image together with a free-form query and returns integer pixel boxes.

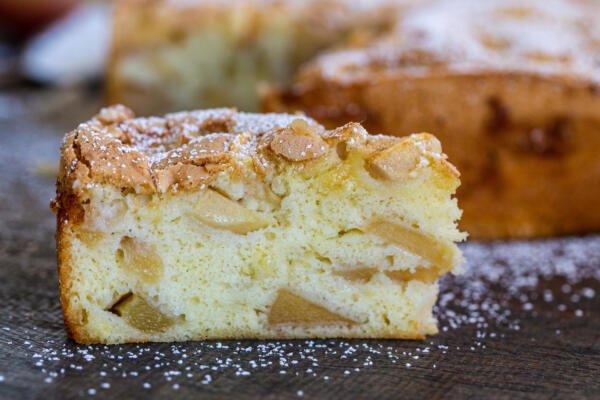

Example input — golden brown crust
[57,225,93,343]
[55,126,97,342]
[269,119,328,161]
[265,0,600,239]
[55,105,456,201]
[56,188,95,343]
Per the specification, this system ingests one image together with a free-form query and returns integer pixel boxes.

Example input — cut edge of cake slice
[53,105,466,344]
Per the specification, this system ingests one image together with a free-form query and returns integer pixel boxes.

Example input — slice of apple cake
[53,105,465,344]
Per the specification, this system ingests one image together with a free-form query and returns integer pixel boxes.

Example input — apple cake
[106,0,409,115]
[264,0,600,239]
[53,105,465,344]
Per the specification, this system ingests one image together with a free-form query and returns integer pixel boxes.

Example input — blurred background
[0,0,108,87]
[0,0,110,183]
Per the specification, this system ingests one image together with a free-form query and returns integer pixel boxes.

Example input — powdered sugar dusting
[89,107,315,165]
[231,112,312,137]
[315,0,600,85]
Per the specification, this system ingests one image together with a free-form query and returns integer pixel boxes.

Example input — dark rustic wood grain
[0,88,599,400]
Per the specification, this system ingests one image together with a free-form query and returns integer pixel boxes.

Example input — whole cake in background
[52,105,465,344]
[106,0,600,239]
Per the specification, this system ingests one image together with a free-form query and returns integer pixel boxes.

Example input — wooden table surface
[0,88,599,400]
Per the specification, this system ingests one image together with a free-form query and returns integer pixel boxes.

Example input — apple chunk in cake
[53,105,465,344]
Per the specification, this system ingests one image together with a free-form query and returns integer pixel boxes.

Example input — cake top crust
[305,0,600,85]
[56,105,458,200]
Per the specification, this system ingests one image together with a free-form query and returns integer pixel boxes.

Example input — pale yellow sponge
[53,105,465,344]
